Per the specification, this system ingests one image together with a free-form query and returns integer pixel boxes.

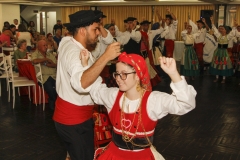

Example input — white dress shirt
[163,20,178,40]
[56,36,96,106]
[90,76,196,121]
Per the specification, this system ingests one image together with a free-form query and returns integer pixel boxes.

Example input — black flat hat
[63,10,102,28]
[124,17,137,22]
[196,19,204,25]
[94,10,106,18]
[165,14,173,20]
[140,20,151,25]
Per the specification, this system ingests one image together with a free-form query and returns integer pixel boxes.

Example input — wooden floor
[1,73,240,160]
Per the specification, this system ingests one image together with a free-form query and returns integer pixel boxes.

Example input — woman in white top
[16,24,35,52]
[80,51,196,160]
[180,23,200,80]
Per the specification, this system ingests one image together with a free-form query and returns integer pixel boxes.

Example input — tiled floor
[1,73,240,160]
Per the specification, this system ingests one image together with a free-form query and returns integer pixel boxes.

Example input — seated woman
[46,33,58,53]
[0,24,16,56]
[14,39,28,72]
[80,51,197,160]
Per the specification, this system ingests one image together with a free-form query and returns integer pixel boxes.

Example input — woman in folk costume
[80,51,196,160]
[209,16,234,83]
[180,23,200,80]
[163,8,178,58]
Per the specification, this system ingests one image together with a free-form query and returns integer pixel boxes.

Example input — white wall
[40,7,61,22]
[0,4,20,31]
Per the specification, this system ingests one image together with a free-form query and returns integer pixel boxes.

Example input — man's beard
[86,42,98,52]
[85,32,98,52]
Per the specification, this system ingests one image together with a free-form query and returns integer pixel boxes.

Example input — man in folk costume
[139,18,168,86]
[53,10,121,160]
[162,8,178,58]
[189,17,209,73]
[203,29,218,70]
[121,17,142,55]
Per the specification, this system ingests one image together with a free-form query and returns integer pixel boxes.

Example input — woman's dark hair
[10,24,16,29]
[18,24,27,32]
[4,21,10,27]
[219,25,231,34]
[28,21,35,27]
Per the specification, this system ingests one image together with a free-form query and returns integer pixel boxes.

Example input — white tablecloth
[173,41,185,61]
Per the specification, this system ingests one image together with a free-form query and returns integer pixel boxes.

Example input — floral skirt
[94,142,155,160]
[180,45,200,76]
[209,48,233,76]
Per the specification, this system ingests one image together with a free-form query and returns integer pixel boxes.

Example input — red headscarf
[118,52,152,91]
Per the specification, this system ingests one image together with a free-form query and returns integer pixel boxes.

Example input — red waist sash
[53,96,94,125]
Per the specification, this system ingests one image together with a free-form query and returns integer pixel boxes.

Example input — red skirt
[94,142,155,160]
[164,39,174,58]
[194,42,204,66]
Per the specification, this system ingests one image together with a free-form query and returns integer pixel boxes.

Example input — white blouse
[90,76,196,121]
[181,30,200,45]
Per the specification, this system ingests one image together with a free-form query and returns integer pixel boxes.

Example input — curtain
[236,5,240,25]
[154,5,215,40]
[100,6,152,31]
[61,5,215,40]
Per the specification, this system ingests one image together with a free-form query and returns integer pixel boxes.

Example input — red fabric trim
[164,39,174,57]
[227,48,234,64]
[53,96,94,125]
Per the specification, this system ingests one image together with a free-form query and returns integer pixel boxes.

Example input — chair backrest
[34,63,44,84]
[3,54,14,83]
[0,53,7,74]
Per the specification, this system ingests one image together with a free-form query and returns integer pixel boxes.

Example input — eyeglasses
[113,72,136,80]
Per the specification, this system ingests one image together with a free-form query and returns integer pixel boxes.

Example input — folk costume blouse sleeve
[181,30,188,41]
[115,31,131,45]
[130,29,141,43]
[147,77,197,121]
[212,24,221,38]
[189,19,198,34]
[90,76,119,112]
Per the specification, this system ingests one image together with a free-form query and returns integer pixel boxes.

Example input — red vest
[109,91,157,138]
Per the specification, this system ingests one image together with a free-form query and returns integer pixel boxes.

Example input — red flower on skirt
[215,60,219,64]
[224,60,227,65]
[192,60,196,64]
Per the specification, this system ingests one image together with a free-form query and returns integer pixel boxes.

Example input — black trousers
[55,118,94,160]
[43,76,57,110]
